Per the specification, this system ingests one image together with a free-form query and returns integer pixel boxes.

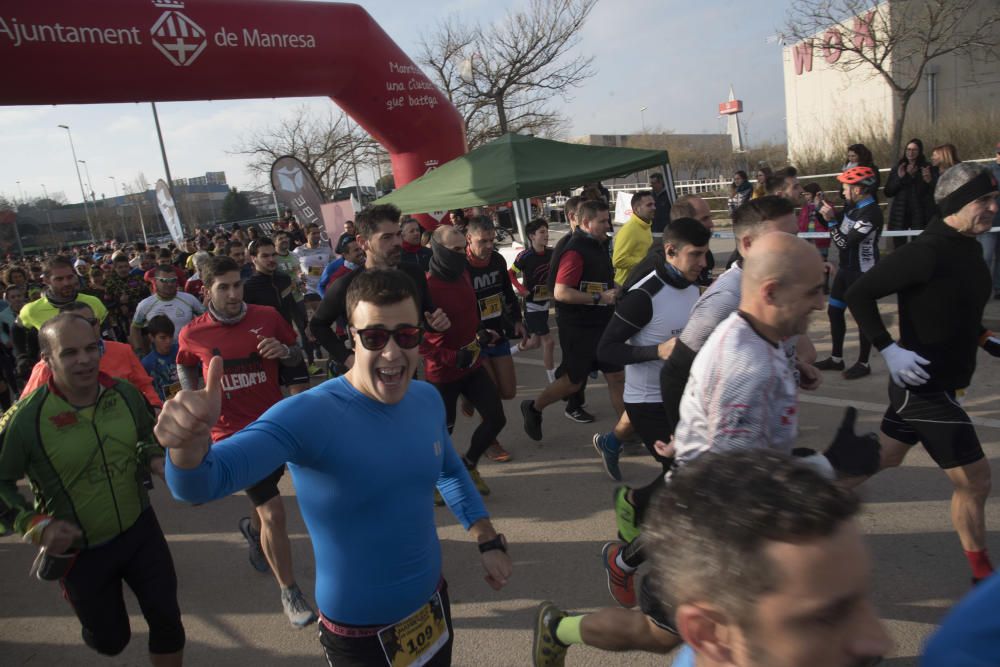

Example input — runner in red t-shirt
[175,255,318,628]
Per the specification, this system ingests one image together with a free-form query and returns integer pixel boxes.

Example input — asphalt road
[2,248,998,666]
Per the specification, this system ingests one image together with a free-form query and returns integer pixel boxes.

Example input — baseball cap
[73,258,87,268]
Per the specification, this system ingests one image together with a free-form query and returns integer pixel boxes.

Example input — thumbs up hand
[154,356,224,469]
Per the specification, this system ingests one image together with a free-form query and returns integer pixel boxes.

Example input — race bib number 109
[378,592,449,667]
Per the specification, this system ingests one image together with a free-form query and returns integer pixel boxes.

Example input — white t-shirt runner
[132,292,206,341]
[293,245,332,296]
[673,311,799,468]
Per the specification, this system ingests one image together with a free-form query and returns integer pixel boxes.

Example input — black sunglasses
[352,325,423,351]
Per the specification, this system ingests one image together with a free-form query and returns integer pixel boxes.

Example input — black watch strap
[478,533,507,554]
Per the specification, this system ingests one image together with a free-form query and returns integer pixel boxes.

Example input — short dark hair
[732,196,794,239]
[467,215,495,235]
[630,190,654,210]
[765,172,796,195]
[154,264,176,277]
[564,195,582,219]
[203,255,242,287]
[45,255,74,275]
[400,217,421,232]
[335,234,357,255]
[649,173,664,183]
[345,268,419,325]
[224,240,245,256]
[664,217,711,249]
[61,301,95,317]
[525,218,549,238]
[3,266,26,284]
[648,450,859,629]
[357,205,401,239]
[146,314,176,338]
[157,248,172,260]
[247,236,275,257]
[576,199,610,223]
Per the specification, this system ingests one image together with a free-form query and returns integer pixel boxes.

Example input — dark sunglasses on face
[351,325,423,351]
[156,277,178,284]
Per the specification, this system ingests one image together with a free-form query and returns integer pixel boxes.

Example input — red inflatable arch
[0,0,466,228]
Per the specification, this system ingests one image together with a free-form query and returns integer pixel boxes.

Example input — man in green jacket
[612,191,656,285]
[0,313,184,665]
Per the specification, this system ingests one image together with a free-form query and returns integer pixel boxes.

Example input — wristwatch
[478,533,508,554]
[592,291,601,305]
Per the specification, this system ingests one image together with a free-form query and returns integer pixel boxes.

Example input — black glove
[824,407,881,477]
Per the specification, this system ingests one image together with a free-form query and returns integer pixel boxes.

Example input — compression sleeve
[845,242,936,350]
[435,424,489,529]
[597,289,658,366]
[309,276,352,363]
[660,339,696,431]
[165,419,302,505]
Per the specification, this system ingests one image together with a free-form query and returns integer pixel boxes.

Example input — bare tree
[420,0,597,148]
[232,105,377,198]
[783,0,1000,157]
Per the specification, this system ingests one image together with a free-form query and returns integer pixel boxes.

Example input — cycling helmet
[837,166,878,187]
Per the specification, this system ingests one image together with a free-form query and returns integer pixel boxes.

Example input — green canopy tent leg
[512,198,531,247]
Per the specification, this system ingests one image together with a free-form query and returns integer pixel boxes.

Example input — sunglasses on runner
[156,277,178,283]
[351,325,423,351]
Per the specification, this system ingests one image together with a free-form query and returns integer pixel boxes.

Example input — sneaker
[238,517,270,573]
[592,433,622,482]
[814,357,845,371]
[614,486,640,543]
[466,465,491,496]
[843,362,871,380]
[308,364,323,376]
[563,407,595,423]
[280,585,318,628]
[532,601,569,667]
[521,399,543,441]
[602,541,637,608]
[485,441,513,463]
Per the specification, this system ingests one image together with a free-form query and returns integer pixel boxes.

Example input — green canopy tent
[373,132,673,240]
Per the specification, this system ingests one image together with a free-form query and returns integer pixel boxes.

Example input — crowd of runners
[0,153,998,666]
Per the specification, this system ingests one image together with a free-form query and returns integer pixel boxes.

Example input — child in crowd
[141,314,180,401]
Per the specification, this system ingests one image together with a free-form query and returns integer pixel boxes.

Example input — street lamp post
[78,159,102,239]
[40,183,55,244]
[15,180,24,206]
[57,124,96,241]
[109,176,128,242]
[639,106,649,185]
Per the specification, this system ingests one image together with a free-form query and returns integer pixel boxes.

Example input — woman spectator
[884,138,937,248]
[798,183,831,259]
[930,143,959,171]
[727,171,753,219]
[751,166,773,199]
[843,143,881,198]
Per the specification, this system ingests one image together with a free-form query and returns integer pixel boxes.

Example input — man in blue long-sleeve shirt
[157,268,512,666]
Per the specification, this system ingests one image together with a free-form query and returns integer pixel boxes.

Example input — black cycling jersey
[467,251,520,337]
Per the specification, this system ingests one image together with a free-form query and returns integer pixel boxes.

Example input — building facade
[782,0,1000,160]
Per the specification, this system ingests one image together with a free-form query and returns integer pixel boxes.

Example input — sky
[0,0,795,205]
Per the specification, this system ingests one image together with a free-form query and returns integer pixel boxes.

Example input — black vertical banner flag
[270,156,331,246]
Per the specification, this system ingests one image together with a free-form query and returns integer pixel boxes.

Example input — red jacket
[421,272,482,384]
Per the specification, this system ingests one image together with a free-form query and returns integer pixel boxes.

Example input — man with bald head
[0,313,184,664]
[673,233,825,464]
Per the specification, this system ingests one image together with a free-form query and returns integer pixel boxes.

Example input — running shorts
[881,382,984,469]
[481,338,512,358]
[318,580,453,667]
[555,319,623,385]
[279,360,311,386]
[638,573,678,635]
[245,465,286,506]
[524,310,550,336]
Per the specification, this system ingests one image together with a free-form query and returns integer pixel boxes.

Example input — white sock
[831,356,843,363]
[509,342,521,356]
[615,551,637,574]
[546,369,557,383]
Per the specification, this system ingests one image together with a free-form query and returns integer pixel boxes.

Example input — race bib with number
[378,592,449,667]
[532,284,551,301]
[164,383,182,399]
[478,293,502,320]
[308,265,323,277]
[579,281,607,295]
